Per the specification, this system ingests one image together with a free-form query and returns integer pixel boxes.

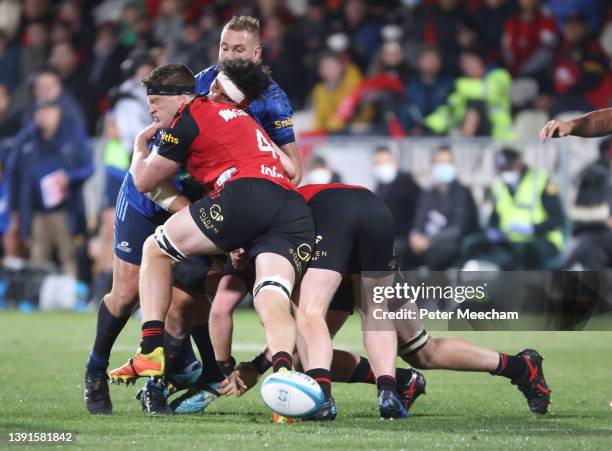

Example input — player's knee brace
[153,225,186,262]
[397,329,430,361]
[253,276,293,303]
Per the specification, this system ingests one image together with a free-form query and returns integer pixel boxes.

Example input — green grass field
[1,310,611,450]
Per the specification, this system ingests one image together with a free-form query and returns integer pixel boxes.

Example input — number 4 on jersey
[256,129,277,159]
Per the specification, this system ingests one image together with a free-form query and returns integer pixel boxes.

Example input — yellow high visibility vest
[492,170,564,250]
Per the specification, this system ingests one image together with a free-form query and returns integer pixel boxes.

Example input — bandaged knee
[253,276,293,303]
[153,225,186,262]
[397,329,430,361]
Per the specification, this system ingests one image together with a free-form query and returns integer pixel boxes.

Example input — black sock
[251,352,273,375]
[491,352,528,380]
[492,352,528,380]
[140,321,164,354]
[348,357,376,384]
[272,351,292,372]
[87,299,129,373]
[306,368,332,400]
[163,333,187,375]
[192,324,225,384]
[376,375,397,395]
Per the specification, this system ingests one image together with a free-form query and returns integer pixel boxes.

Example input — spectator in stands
[80,22,127,132]
[546,0,603,35]
[424,47,513,140]
[6,100,93,276]
[15,21,49,108]
[311,51,368,132]
[112,56,154,152]
[472,0,516,63]
[153,0,184,52]
[400,45,453,132]
[303,155,342,185]
[338,40,408,134]
[369,39,410,82]
[56,0,94,53]
[0,84,20,138]
[298,0,330,92]
[410,145,479,270]
[501,0,557,90]
[414,0,476,76]
[558,137,612,270]
[372,145,421,268]
[48,41,88,111]
[550,13,612,116]
[262,15,307,109]
[342,0,382,72]
[27,67,86,132]
[0,0,22,41]
[0,31,19,91]
[169,21,209,74]
[462,148,565,269]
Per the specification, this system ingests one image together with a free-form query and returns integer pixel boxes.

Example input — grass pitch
[1,310,611,450]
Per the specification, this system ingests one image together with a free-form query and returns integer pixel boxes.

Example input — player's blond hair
[223,15,260,40]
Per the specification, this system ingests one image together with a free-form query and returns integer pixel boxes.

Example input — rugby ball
[260,370,324,418]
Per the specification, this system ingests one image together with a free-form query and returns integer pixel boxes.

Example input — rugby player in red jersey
[212,183,551,417]
[108,60,315,392]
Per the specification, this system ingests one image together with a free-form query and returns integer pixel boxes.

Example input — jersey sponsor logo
[289,243,312,275]
[311,235,327,262]
[160,131,179,145]
[210,204,223,222]
[117,241,132,253]
[197,207,220,234]
[218,108,248,122]
[260,164,285,179]
[274,118,293,129]
[310,235,327,262]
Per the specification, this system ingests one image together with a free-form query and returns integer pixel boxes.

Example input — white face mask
[306,168,333,185]
[501,170,521,186]
[432,163,456,184]
[373,164,398,184]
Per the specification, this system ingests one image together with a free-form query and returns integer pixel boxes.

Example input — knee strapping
[153,225,186,262]
[253,276,292,303]
[397,329,430,360]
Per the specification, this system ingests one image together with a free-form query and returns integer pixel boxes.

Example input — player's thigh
[296,268,342,317]
[161,206,223,257]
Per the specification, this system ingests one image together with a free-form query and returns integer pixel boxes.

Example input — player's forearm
[279,142,302,185]
[131,136,153,191]
[569,108,612,137]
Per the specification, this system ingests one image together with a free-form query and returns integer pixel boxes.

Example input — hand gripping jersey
[156,96,295,192]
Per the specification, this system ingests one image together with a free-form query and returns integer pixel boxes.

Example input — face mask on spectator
[432,163,456,184]
[306,168,333,185]
[373,164,398,184]
[501,170,521,186]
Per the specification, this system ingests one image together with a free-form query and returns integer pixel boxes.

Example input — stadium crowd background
[0,0,611,309]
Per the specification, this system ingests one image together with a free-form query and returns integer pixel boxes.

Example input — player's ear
[253,45,262,62]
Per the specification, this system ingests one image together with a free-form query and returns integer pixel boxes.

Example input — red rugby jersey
[156,96,294,192]
[297,183,368,202]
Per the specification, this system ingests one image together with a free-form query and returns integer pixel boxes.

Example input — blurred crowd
[0,0,612,306]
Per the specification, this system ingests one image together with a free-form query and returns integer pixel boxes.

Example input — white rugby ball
[260,370,323,418]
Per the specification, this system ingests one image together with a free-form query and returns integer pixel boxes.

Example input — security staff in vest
[484,148,565,269]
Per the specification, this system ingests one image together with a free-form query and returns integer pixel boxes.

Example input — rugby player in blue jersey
[84,15,303,415]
